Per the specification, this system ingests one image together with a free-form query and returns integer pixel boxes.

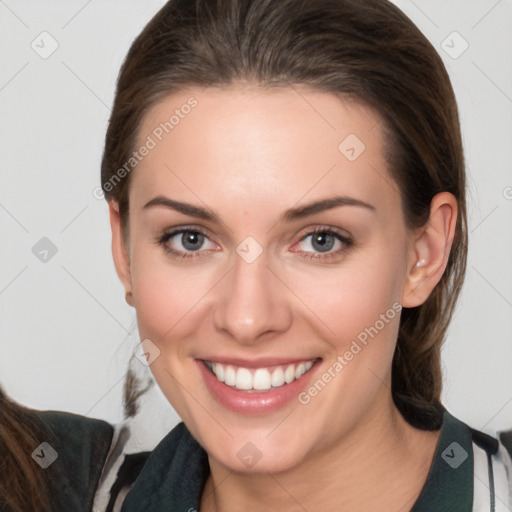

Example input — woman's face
[114,85,419,472]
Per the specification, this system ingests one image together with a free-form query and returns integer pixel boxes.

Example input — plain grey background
[0,0,511,437]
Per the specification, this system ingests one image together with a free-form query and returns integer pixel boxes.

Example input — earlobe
[108,200,134,306]
[402,192,458,308]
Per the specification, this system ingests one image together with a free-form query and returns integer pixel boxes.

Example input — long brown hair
[101,0,467,429]
[0,387,52,512]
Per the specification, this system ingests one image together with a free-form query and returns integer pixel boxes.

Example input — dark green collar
[121,409,473,511]
[120,421,209,511]
[411,409,473,511]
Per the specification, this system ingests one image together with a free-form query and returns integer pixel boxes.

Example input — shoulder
[27,408,114,512]
[107,421,209,512]
[92,383,186,511]
[465,420,512,511]
[498,429,512,462]
[412,408,511,511]
[494,429,512,510]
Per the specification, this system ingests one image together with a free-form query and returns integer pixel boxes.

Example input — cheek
[132,269,176,341]
[290,256,405,428]
[129,243,220,347]
[290,246,405,349]
[130,246,187,339]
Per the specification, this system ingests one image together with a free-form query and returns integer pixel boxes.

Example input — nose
[212,250,293,345]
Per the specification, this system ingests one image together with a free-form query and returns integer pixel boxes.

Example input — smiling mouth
[202,358,318,392]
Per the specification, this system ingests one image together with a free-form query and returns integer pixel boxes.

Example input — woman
[97,0,511,510]
[2,0,510,510]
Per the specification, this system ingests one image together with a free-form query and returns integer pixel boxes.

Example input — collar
[411,408,473,511]
[120,409,473,511]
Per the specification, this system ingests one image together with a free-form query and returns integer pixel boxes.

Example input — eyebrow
[142,195,376,222]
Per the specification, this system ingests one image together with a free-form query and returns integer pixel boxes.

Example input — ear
[402,192,458,308]
[108,200,134,307]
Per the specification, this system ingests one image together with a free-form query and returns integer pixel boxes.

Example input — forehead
[130,84,400,220]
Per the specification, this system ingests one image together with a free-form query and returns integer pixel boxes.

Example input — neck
[200,389,441,512]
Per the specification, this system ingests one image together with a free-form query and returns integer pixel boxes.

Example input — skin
[109,84,457,511]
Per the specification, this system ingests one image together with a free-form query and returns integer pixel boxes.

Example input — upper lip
[198,357,319,368]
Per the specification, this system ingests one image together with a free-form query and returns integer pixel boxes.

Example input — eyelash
[154,225,353,262]
[155,226,214,261]
[295,226,353,261]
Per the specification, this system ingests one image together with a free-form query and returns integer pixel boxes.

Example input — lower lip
[197,359,320,415]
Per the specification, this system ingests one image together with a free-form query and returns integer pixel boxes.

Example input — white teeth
[295,363,306,379]
[212,362,225,382]
[253,369,272,390]
[271,367,285,387]
[284,364,295,384]
[208,359,316,391]
[236,368,253,390]
[224,365,236,386]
